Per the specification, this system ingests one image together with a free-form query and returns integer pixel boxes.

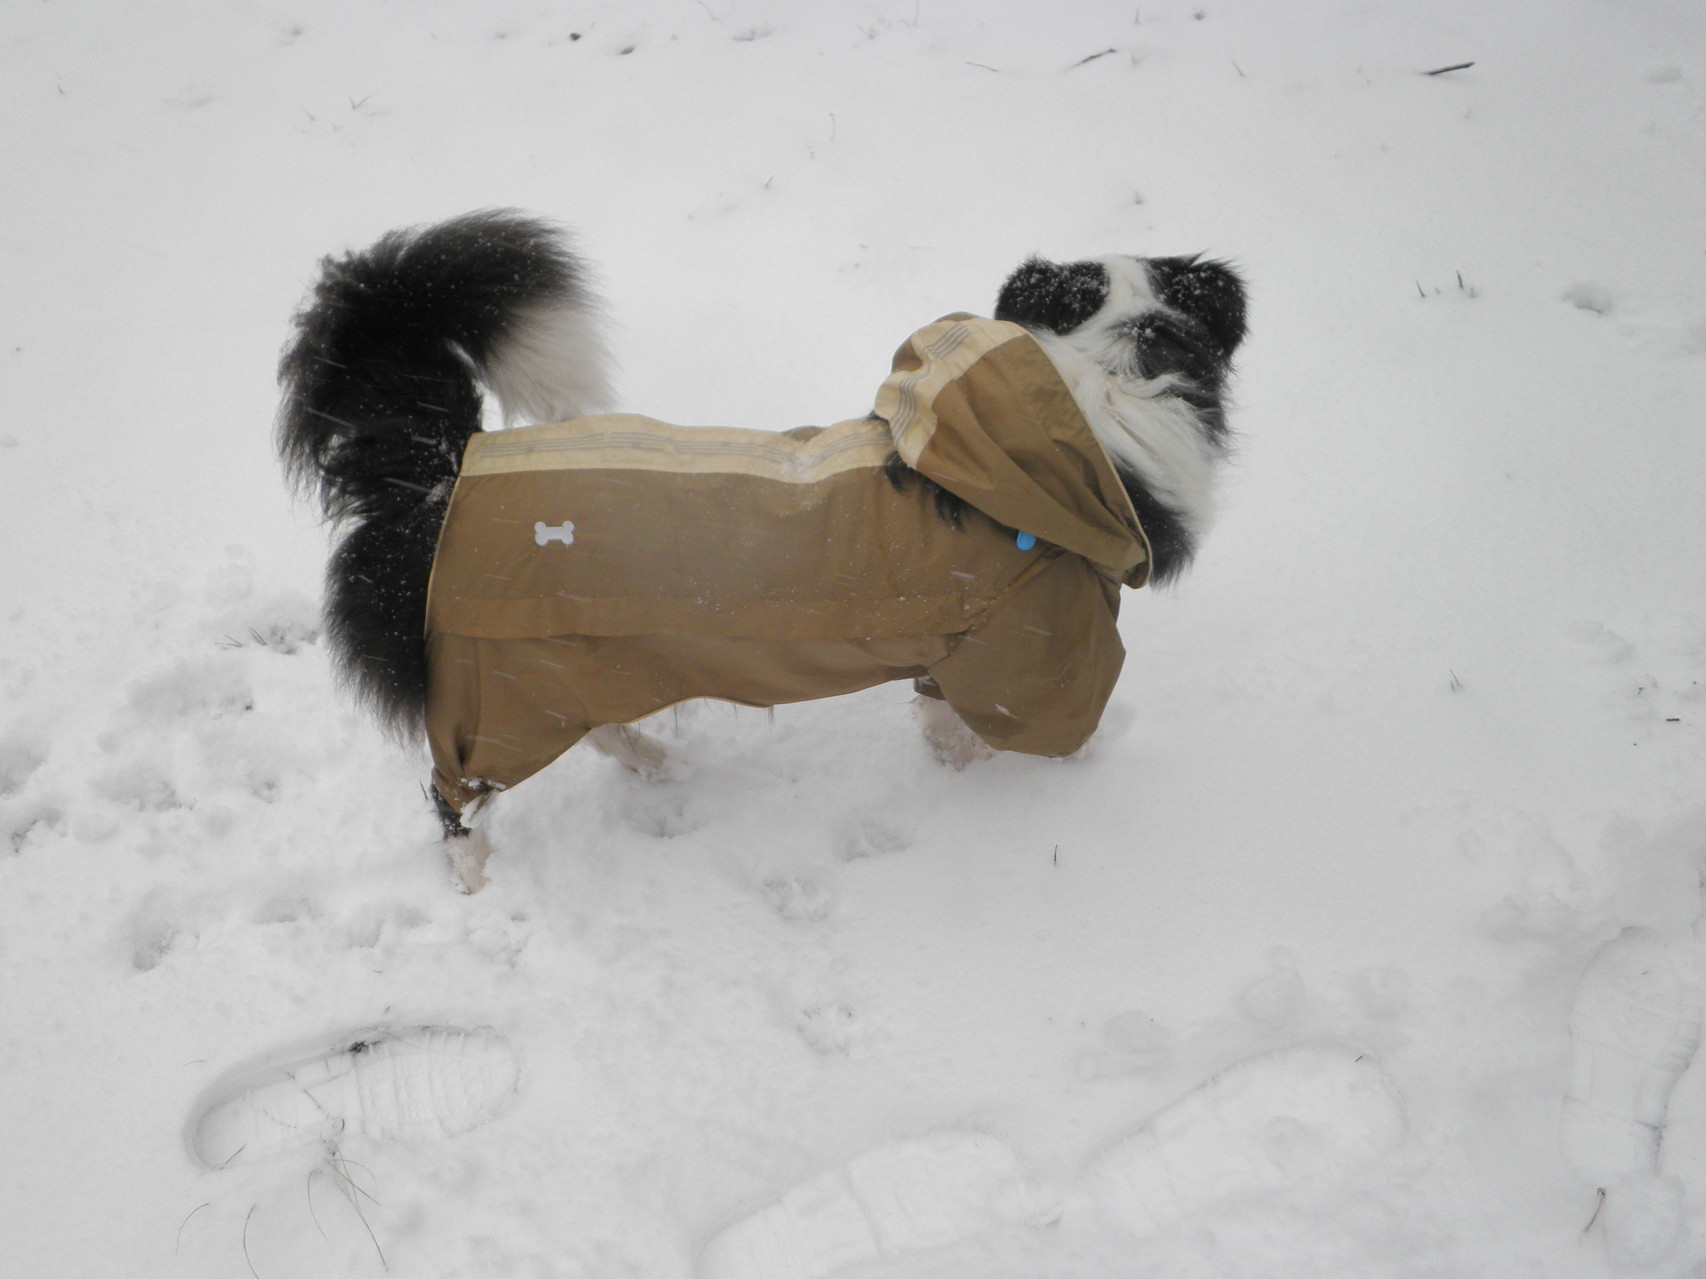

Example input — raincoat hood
[877,314,1151,588]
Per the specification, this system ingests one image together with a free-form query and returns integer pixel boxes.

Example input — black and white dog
[278,211,1244,866]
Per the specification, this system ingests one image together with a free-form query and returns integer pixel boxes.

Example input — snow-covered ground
[4,1,1705,1274]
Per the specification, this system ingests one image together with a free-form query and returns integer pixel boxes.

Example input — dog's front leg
[432,788,494,894]
[914,695,997,769]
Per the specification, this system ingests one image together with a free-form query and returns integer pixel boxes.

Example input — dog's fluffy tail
[277,209,612,738]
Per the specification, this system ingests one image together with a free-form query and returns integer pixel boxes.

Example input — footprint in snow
[4,795,63,852]
[1236,955,1307,1028]
[187,1025,518,1169]
[1077,1008,1175,1080]
[696,1043,1404,1278]
[1079,1041,1404,1236]
[1562,282,1616,317]
[614,783,704,838]
[1562,926,1703,1269]
[697,1132,1040,1279]
[835,817,912,863]
[0,735,54,848]
[794,1003,875,1057]
[763,875,834,922]
[1563,619,1635,665]
[1563,927,1704,1180]
[0,733,45,796]
[120,657,254,726]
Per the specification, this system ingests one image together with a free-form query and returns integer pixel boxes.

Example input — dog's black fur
[278,212,601,739]
[278,212,1245,803]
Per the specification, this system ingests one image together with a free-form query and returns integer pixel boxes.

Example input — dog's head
[993,253,1247,584]
[994,254,1245,406]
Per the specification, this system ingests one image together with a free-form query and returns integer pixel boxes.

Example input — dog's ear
[995,257,1110,334]
[1145,257,1247,357]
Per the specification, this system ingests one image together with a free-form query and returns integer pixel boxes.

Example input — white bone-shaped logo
[534,520,576,547]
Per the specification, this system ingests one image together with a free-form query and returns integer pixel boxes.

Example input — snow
[3,0,1705,1275]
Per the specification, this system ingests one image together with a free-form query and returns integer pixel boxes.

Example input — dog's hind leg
[432,788,494,894]
[587,723,671,778]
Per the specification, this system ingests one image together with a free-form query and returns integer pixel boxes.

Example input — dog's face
[994,253,1248,584]
[994,254,1246,398]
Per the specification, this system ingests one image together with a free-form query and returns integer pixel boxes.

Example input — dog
[278,210,1245,891]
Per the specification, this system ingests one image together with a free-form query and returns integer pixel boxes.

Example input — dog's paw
[448,828,495,894]
[913,696,995,770]
[587,722,673,778]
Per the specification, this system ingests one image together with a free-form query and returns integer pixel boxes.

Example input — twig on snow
[1069,48,1119,69]
[242,1205,262,1278]
[1423,61,1474,76]
[1582,1187,1607,1235]
[327,1151,388,1270]
[174,1203,210,1254]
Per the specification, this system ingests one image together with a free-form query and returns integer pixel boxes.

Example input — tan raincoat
[425,316,1152,812]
